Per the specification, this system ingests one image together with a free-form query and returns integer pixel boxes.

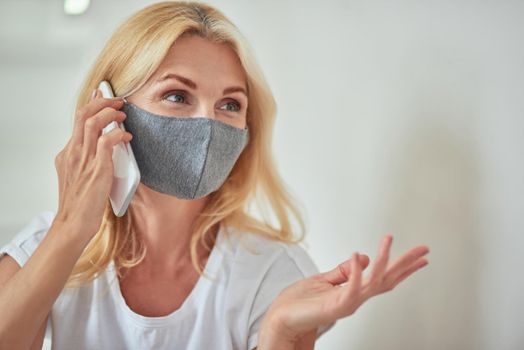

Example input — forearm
[257,308,316,350]
[0,219,91,349]
[257,326,296,350]
[294,330,316,350]
[257,328,316,350]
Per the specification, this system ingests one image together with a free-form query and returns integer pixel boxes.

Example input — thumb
[320,254,370,286]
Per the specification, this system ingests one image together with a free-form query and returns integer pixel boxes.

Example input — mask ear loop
[122,97,129,103]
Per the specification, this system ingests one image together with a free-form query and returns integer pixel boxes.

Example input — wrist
[49,215,95,248]
[257,309,299,350]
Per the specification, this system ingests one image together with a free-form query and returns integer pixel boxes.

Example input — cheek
[236,118,247,129]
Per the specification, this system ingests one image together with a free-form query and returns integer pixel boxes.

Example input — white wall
[1,1,522,349]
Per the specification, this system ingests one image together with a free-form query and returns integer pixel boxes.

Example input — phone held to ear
[98,80,140,217]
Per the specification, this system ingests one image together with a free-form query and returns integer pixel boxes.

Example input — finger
[321,254,370,285]
[71,90,124,146]
[390,258,429,290]
[384,245,430,285]
[82,107,126,160]
[340,252,362,316]
[95,127,133,165]
[90,88,97,101]
[348,252,362,296]
[366,235,393,286]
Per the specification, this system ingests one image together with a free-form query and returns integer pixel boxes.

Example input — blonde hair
[65,0,305,288]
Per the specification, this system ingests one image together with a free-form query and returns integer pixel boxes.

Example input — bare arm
[256,236,429,349]
[252,329,316,350]
[0,220,92,349]
[0,89,131,349]
[0,255,50,350]
[294,330,316,350]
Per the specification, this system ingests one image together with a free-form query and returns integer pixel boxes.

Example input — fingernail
[90,88,97,101]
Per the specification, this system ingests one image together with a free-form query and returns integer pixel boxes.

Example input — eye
[220,100,241,112]
[163,91,187,104]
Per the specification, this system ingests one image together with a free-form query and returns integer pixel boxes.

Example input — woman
[0,1,429,349]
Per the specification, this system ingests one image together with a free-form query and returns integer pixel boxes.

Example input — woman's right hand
[53,88,133,241]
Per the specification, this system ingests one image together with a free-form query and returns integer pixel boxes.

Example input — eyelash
[162,90,242,112]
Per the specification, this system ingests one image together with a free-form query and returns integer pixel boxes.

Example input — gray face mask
[121,100,249,200]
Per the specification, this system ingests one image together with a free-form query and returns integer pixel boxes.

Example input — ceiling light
[64,0,90,15]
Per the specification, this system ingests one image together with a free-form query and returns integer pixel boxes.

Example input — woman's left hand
[258,235,430,347]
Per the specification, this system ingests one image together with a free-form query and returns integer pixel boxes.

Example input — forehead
[152,34,247,88]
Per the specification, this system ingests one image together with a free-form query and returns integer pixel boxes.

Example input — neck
[128,183,213,274]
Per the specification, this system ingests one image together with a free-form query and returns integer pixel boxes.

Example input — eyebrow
[156,73,248,97]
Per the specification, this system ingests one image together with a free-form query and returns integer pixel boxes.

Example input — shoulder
[0,210,56,268]
[219,228,320,281]
[218,228,322,349]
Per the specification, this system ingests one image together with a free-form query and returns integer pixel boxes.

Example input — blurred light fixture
[64,0,90,15]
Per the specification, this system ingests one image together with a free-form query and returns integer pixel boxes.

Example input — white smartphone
[98,81,140,217]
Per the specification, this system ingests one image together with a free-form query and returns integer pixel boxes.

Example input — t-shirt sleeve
[246,243,337,349]
[0,210,56,268]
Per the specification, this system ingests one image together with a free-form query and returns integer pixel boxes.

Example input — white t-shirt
[0,211,336,350]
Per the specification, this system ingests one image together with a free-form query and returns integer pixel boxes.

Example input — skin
[0,31,430,350]
[82,34,430,349]
[113,34,249,316]
[257,235,430,350]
